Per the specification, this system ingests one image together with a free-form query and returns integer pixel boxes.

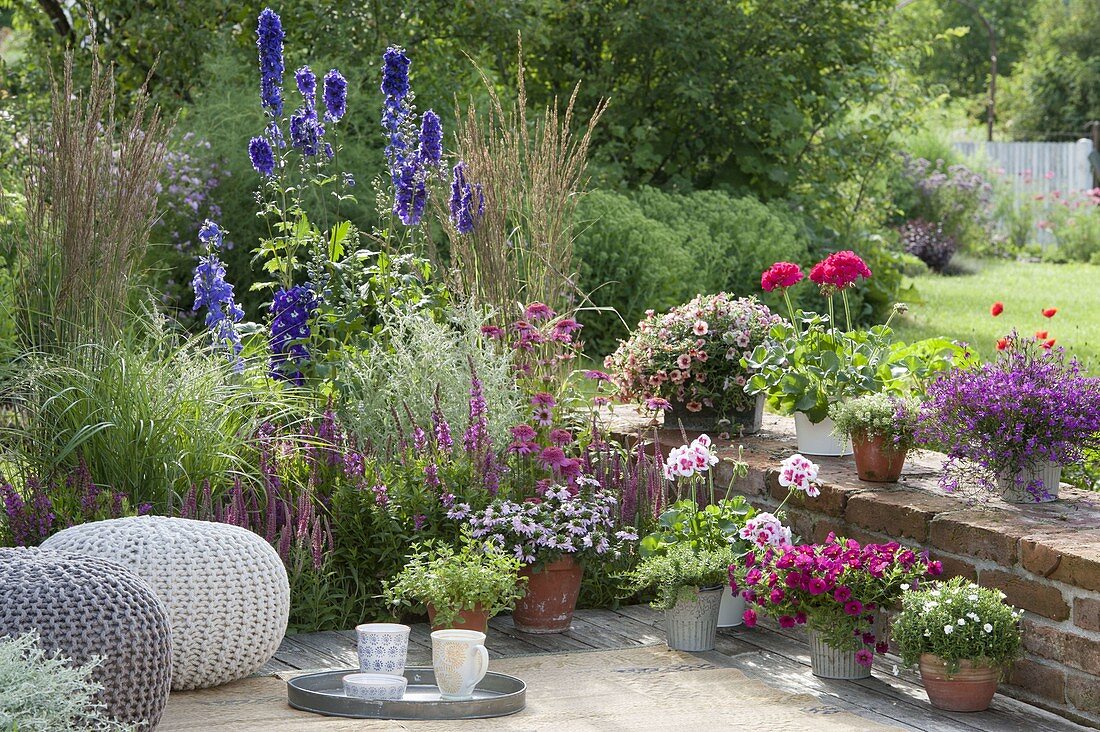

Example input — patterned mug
[431,629,489,700]
[356,623,410,675]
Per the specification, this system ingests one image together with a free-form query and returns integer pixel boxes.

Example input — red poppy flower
[990,302,1004,317]
[1042,339,1056,350]
[1042,308,1058,318]
[995,338,1009,351]
[1035,331,1048,340]
[761,261,804,292]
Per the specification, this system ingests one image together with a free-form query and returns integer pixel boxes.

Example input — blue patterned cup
[356,623,410,675]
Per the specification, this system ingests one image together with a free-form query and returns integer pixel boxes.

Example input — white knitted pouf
[44,516,290,690]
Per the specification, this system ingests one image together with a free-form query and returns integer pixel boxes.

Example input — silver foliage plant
[0,632,137,732]
[337,304,522,451]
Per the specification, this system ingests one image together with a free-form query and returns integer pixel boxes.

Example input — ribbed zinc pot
[808,629,871,680]
[667,394,766,435]
[664,586,723,652]
[794,413,852,457]
[716,585,746,628]
[996,461,1061,503]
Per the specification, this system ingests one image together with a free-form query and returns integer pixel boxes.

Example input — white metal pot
[717,585,745,628]
[996,462,1061,503]
[664,586,723,652]
[794,413,852,457]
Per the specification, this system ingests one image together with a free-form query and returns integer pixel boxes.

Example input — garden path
[240,605,1086,732]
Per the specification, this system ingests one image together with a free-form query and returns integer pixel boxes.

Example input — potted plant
[731,533,940,679]
[917,332,1100,502]
[829,394,919,483]
[745,254,959,456]
[628,542,738,651]
[382,534,527,634]
[892,577,1023,712]
[605,293,780,433]
[463,484,634,634]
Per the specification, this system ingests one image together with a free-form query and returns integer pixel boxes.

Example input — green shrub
[574,188,812,355]
[626,542,736,610]
[828,393,920,449]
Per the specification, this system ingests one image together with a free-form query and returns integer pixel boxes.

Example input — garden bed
[605,408,1100,727]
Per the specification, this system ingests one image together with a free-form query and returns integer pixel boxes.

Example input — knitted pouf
[44,516,290,690]
[0,547,173,729]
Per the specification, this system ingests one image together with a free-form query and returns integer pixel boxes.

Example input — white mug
[431,629,489,700]
[356,623,410,675]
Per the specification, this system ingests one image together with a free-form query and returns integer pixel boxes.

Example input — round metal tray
[286,667,526,720]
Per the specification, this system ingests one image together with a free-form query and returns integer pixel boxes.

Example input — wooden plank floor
[263,605,1087,732]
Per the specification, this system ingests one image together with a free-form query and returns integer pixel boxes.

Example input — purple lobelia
[917,333,1100,501]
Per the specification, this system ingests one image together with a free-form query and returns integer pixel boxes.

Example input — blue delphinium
[418,110,442,166]
[269,285,318,385]
[448,162,484,234]
[289,64,326,157]
[192,220,245,370]
[256,9,285,119]
[295,65,316,101]
[249,136,275,176]
[323,69,347,122]
[381,47,411,179]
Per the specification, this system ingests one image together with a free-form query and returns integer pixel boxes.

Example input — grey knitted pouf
[45,516,290,690]
[0,547,173,729]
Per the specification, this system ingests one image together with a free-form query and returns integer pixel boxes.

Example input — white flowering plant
[463,483,637,569]
[891,576,1023,673]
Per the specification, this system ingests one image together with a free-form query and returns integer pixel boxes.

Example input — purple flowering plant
[917,333,1100,501]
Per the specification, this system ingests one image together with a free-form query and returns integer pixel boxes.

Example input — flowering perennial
[191,220,245,368]
[269,285,318,385]
[449,162,485,234]
[663,435,720,480]
[808,250,872,293]
[256,8,285,119]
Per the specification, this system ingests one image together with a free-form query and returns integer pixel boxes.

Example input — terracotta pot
[426,603,491,634]
[852,432,908,483]
[919,653,1000,712]
[512,556,583,634]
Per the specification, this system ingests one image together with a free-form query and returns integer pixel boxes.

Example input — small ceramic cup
[342,672,407,701]
[431,629,489,701]
[356,623,411,675]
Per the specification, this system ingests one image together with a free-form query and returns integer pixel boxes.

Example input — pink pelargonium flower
[738,512,793,548]
[761,261,805,292]
[777,453,821,497]
[808,250,871,291]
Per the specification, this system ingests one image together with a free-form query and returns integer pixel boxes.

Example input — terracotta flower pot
[512,556,583,634]
[852,432,907,483]
[426,603,491,634]
[919,653,1000,712]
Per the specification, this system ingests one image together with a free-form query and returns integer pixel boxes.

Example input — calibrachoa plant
[891,576,1023,673]
[462,484,636,567]
[746,254,958,422]
[731,534,941,665]
[606,293,780,423]
[917,332,1100,501]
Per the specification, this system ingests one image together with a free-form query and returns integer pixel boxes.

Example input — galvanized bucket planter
[664,586,723,652]
[996,461,1061,503]
[808,630,871,680]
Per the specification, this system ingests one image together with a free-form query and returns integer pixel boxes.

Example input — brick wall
[634,413,1100,728]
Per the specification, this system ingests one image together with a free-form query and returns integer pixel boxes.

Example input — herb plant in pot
[829,394,919,483]
[731,533,940,679]
[628,542,738,652]
[917,333,1100,502]
[647,435,754,627]
[464,485,634,634]
[746,254,958,456]
[382,534,526,634]
[605,293,780,433]
[892,577,1023,712]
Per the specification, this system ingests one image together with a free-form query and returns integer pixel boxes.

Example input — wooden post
[1091,121,1100,187]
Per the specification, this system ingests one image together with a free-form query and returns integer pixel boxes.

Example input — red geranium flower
[761,261,804,292]
[1042,308,1058,318]
[990,301,1004,317]
[808,250,871,291]
[995,338,1009,351]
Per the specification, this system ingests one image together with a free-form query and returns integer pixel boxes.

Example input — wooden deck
[262,605,1088,732]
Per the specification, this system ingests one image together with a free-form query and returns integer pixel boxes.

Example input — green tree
[1002,0,1100,140]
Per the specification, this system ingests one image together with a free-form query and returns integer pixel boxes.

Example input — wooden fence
[953,138,1095,198]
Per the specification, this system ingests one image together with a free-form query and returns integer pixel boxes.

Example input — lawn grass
[892,259,1100,374]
